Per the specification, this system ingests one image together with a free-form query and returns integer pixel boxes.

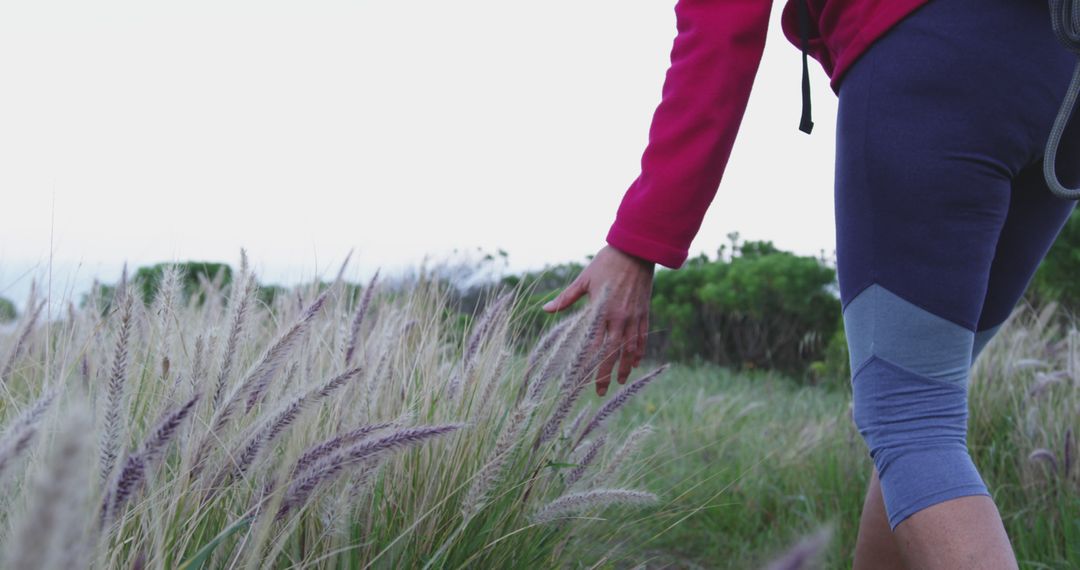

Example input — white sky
[0,0,838,310]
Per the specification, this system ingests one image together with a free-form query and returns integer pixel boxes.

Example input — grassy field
[0,261,1076,568]
[596,303,1080,568]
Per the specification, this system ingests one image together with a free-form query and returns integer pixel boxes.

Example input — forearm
[608,0,773,269]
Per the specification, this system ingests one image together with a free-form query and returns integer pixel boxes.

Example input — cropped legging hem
[888,485,991,530]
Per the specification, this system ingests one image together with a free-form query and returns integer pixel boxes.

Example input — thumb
[543,279,587,313]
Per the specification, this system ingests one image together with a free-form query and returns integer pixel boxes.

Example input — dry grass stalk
[220,368,360,484]
[476,349,511,418]
[764,527,833,570]
[574,364,669,448]
[278,424,463,518]
[596,424,654,484]
[525,311,586,403]
[448,292,512,401]
[1065,428,1074,479]
[152,265,183,359]
[564,402,593,444]
[1029,448,1060,473]
[291,421,396,479]
[191,334,208,391]
[241,289,330,413]
[0,391,57,477]
[531,489,657,523]
[462,400,537,518]
[463,292,513,370]
[332,249,353,288]
[191,289,331,475]
[5,406,93,570]
[141,394,202,465]
[101,393,200,527]
[212,275,257,410]
[344,270,380,367]
[565,434,606,488]
[523,313,579,384]
[100,293,135,485]
[537,310,608,448]
[0,299,45,384]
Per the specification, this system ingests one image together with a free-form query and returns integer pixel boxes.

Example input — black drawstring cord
[1045,0,1080,199]
[797,0,814,134]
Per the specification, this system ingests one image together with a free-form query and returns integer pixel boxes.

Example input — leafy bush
[1029,208,1080,312]
[0,297,15,323]
[650,240,841,377]
[495,240,841,378]
[135,261,233,305]
[808,315,851,389]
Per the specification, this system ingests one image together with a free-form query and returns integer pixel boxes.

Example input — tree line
[5,210,1079,386]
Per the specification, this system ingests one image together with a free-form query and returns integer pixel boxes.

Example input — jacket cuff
[606,221,687,269]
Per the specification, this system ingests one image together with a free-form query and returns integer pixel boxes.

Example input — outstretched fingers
[593,318,619,396]
[542,277,587,313]
[633,317,648,368]
[594,312,650,395]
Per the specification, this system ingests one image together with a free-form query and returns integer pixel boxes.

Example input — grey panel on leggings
[844,284,974,385]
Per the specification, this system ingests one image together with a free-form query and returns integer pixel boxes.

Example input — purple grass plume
[242,288,331,413]
[574,364,669,448]
[1029,448,1060,473]
[565,434,606,488]
[536,314,608,449]
[461,400,536,518]
[192,289,331,476]
[101,393,201,527]
[1065,428,1074,479]
[278,424,463,518]
[764,526,833,570]
[525,312,586,403]
[221,368,360,484]
[0,391,57,477]
[212,275,257,410]
[531,488,657,523]
[291,421,396,480]
[344,270,380,367]
[597,424,654,484]
[100,293,135,485]
[6,406,93,570]
[0,300,45,384]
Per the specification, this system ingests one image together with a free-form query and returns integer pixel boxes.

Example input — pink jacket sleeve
[606,0,773,269]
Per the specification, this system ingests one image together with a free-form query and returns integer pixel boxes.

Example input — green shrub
[0,297,15,323]
[495,241,841,378]
[808,315,851,389]
[651,240,841,377]
[135,262,233,305]
[1029,208,1080,312]
[257,284,288,308]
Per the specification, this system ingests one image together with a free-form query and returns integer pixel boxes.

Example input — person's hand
[541,245,655,396]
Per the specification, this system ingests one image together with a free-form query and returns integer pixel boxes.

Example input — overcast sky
[0,0,839,309]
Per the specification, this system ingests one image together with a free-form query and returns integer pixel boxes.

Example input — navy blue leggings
[835,0,1080,529]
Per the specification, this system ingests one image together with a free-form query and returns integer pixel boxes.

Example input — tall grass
[0,259,665,569]
[969,302,1080,566]
[596,301,1080,568]
[4,257,1074,568]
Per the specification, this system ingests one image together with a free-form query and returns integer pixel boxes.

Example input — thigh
[976,128,1080,332]
[835,39,1011,332]
[834,0,1078,332]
